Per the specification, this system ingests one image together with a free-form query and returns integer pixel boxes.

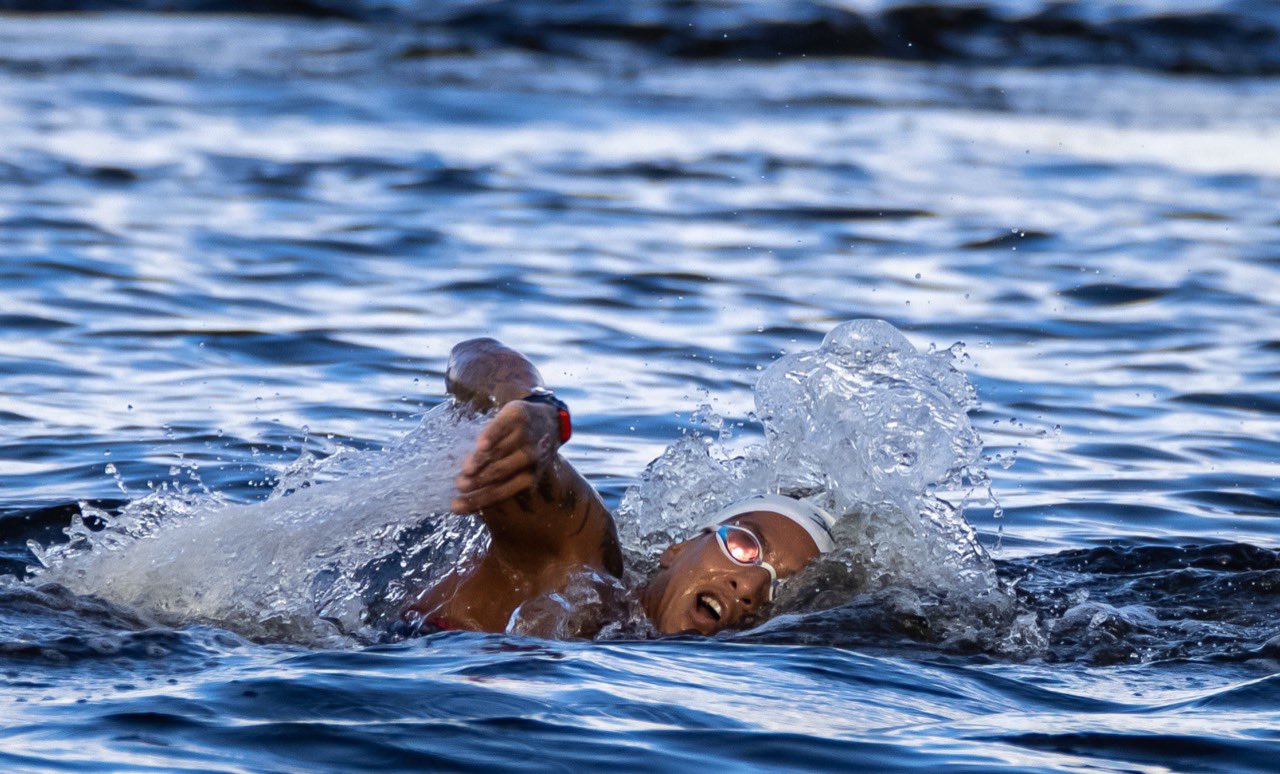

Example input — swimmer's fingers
[461,403,538,475]
[453,402,557,511]
[462,415,519,472]
[462,402,555,475]
[460,429,525,485]
[451,470,537,513]
[455,446,535,493]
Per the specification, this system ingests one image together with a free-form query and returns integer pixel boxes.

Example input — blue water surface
[1,1,1279,771]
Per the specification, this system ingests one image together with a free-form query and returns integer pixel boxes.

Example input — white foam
[30,405,487,645]
[618,319,998,596]
[32,319,998,644]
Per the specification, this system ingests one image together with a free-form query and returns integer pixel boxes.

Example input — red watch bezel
[556,408,572,444]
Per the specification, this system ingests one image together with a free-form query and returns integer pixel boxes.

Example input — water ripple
[0,8,1278,772]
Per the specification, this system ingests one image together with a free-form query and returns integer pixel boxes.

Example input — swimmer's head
[640,494,836,635]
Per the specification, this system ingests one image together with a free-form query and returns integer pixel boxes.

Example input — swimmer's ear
[658,538,695,569]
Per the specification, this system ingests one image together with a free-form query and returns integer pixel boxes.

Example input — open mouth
[696,592,724,622]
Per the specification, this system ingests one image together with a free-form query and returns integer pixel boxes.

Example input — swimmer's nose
[728,574,768,610]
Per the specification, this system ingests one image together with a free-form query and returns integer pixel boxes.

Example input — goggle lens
[705,523,779,604]
[721,527,762,564]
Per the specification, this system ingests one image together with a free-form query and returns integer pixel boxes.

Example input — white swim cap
[700,493,837,554]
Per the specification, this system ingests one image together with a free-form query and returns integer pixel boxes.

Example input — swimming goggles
[703,524,779,602]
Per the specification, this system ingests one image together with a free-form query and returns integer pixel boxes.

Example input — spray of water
[29,405,487,645]
[31,320,1001,646]
[618,319,1000,600]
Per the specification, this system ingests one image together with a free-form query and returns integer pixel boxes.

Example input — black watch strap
[521,389,572,444]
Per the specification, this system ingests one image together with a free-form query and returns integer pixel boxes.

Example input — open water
[1,1,1279,771]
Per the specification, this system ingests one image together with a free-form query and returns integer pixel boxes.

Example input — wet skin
[404,339,621,634]
[640,511,822,635]
[404,338,821,637]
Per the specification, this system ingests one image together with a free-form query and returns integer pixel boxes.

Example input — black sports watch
[521,388,572,444]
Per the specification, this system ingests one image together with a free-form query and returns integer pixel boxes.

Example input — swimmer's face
[641,510,822,635]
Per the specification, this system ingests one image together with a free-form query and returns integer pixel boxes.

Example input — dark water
[2,1,1279,770]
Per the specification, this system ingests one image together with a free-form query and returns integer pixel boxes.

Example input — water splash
[30,320,1003,646]
[29,404,487,645]
[618,319,998,598]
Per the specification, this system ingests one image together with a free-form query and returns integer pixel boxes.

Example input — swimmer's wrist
[521,388,572,444]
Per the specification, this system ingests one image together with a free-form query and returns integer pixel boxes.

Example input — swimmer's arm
[446,339,622,576]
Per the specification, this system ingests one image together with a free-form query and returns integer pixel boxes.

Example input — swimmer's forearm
[481,457,622,577]
[445,338,620,576]
[446,338,544,411]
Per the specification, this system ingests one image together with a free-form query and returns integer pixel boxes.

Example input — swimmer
[403,338,836,637]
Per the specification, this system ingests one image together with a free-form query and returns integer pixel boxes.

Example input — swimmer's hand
[452,400,561,513]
